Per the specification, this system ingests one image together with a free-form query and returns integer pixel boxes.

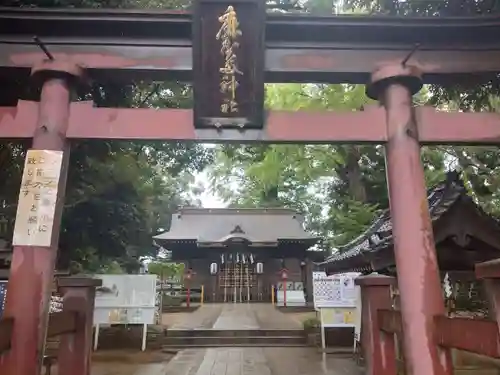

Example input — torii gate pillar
[368,64,453,375]
[0,60,83,375]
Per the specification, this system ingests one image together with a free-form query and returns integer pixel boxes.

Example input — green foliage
[209,84,449,249]
[0,0,216,272]
[3,0,500,269]
[148,261,184,279]
[302,316,320,330]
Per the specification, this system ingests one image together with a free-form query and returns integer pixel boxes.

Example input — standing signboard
[93,274,157,351]
[312,272,361,350]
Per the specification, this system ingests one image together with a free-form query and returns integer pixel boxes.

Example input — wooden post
[184,269,194,308]
[57,277,102,375]
[367,64,453,375]
[0,60,83,375]
[283,277,287,307]
[280,268,289,308]
[355,274,398,375]
[476,259,500,335]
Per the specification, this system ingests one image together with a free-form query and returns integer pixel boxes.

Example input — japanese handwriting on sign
[13,150,63,247]
[216,5,243,114]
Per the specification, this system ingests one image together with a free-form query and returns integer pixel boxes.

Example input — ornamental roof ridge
[176,207,301,216]
[321,170,467,266]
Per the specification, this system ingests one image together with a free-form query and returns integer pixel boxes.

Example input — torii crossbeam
[0,3,500,375]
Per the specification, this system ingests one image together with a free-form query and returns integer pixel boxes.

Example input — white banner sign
[93,274,157,325]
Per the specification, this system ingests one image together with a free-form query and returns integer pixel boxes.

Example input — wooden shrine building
[321,172,500,276]
[153,208,325,303]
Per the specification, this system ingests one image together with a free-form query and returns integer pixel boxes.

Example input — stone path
[165,303,302,330]
[88,304,362,375]
[193,348,270,375]
[252,303,303,329]
[264,348,362,375]
[91,363,169,375]
[211,304,259,330]
[166,304,223,330]
[159,304,361,375]
[161,347,361,375]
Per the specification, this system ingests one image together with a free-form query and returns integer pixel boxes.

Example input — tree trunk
[343,145,367,202]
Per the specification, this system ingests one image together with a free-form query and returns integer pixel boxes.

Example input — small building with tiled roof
[154,207,325,303]
[320,172,500,276]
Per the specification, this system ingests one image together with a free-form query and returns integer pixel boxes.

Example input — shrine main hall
[153,208,325,303]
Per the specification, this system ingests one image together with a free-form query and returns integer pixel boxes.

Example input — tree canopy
[1,0,499,266]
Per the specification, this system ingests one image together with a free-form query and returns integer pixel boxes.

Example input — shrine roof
[153,207,320,246]
[320,171,500,274]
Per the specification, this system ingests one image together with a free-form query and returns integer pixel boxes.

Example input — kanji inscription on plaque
[192,0,265,129]
[12,150,63,247]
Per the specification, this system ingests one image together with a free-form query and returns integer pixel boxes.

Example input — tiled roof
[320,171,470,269]
[153,207,320,244]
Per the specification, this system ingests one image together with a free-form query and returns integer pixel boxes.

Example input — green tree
[148,261,184,280]
[208,83,447,248]
[0,0,214,272]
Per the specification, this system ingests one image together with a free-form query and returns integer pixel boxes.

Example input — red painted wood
[434,316,500,358]
[355,275,397,375]
[2,102,500,144]
[0,67,78,375]
[380,66,453,375]
[57,278,102,375]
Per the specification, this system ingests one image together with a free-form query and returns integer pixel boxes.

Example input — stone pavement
[88,304,362,375]
[211,304,259,330]
[159,304,362,375]
[162,347,362,375]
[164,303,302,330]
[166,304,223,329]
[193,348,270,375]
[252,303,304,329]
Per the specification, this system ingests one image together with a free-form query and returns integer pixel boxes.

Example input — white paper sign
[13,150,63,247]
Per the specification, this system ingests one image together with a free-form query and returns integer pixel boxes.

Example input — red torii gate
[0,4,500,375]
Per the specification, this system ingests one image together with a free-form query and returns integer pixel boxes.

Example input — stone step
[454,368,500,375]
[165,329,304,337]
[162,342,309,349]
[162,335,307,347]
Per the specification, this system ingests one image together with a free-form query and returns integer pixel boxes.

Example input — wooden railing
[0,317,13,354]
[0,308,79,356]
[0,277,102,375]
[46,311,78,338]
[434,315,500,359]
[377,309,402,334]
[377,309,500,358]
[356,264,500,375]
